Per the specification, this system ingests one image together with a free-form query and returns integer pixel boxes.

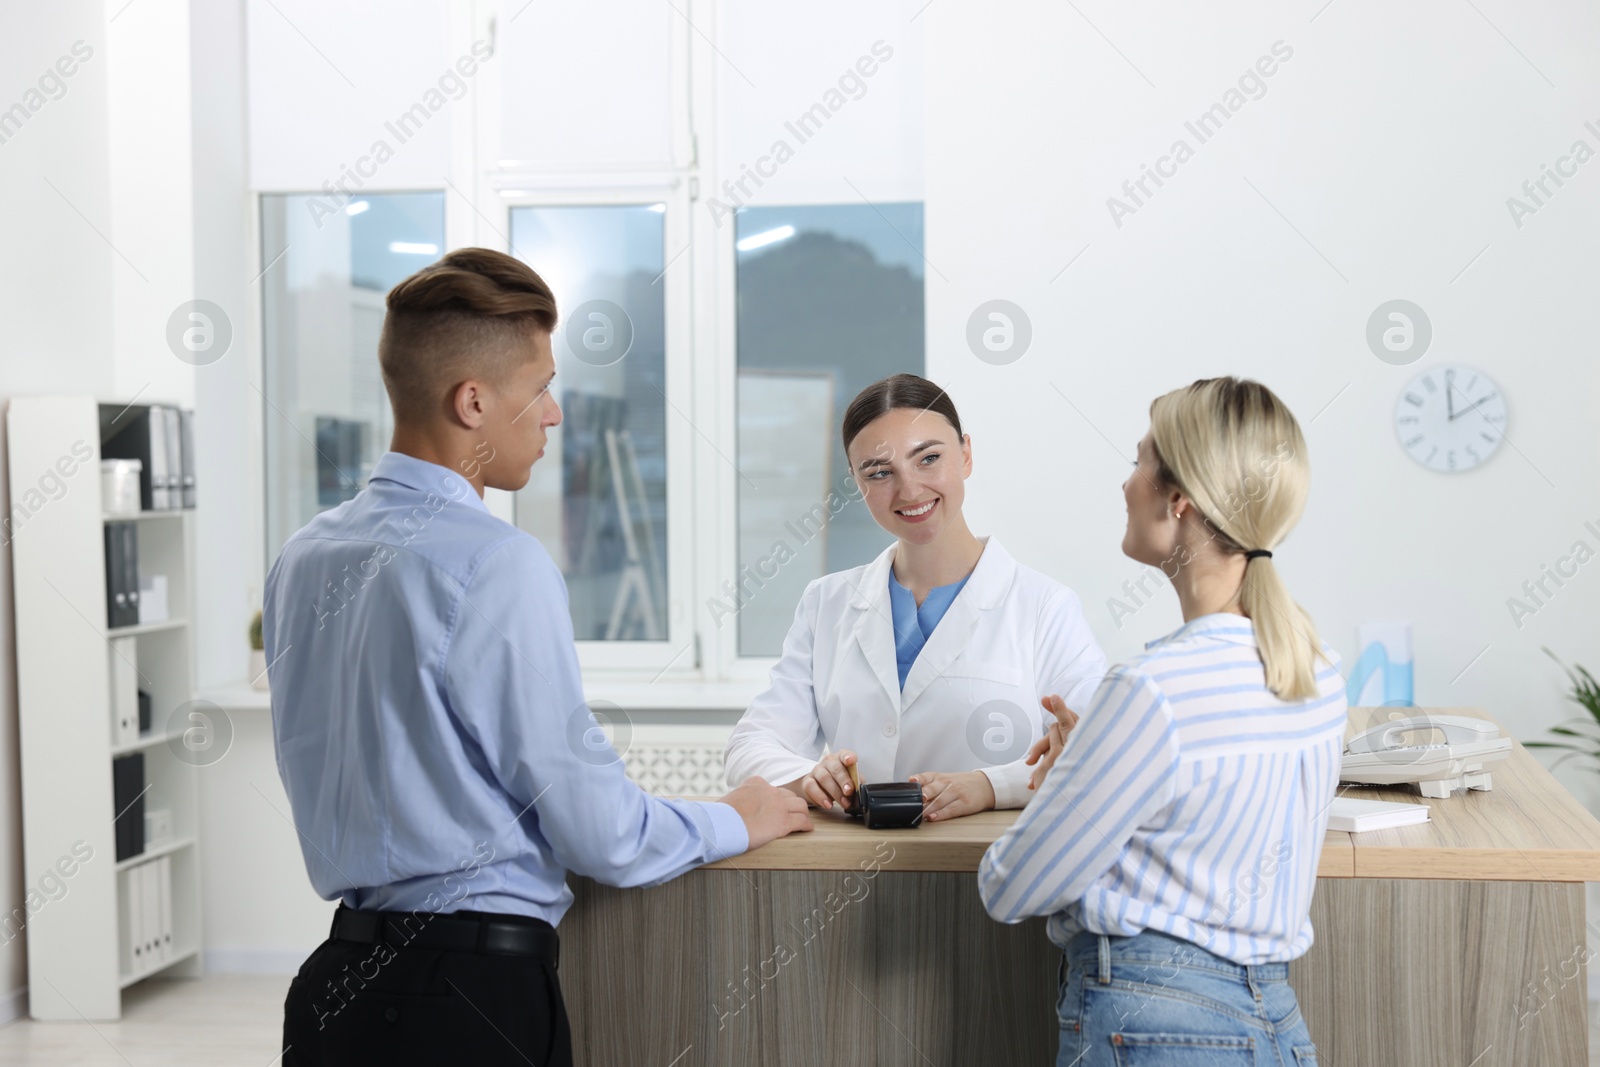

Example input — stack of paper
[1327,797,1430,833]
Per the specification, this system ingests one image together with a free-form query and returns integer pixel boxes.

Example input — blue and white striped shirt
[978,612,1346,965]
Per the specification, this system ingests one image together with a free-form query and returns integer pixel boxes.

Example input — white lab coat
[723,535,1109,809]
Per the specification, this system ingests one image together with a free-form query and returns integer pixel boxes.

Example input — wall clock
[1394,364,1506,473]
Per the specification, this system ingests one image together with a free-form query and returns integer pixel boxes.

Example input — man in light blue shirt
[266,248,809,1067]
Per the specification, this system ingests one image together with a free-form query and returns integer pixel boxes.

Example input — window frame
[484,177,700,677]
[252,0,923,697]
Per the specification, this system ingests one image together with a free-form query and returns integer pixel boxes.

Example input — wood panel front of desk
[558,709,1600,1066]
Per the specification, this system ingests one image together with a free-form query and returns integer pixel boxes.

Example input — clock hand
[1450,391,1497,422]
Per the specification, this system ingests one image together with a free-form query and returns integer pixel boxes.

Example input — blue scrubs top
[889,568,973,689]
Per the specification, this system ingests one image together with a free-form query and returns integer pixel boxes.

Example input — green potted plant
[248,609,269,692]
[1525,647,1600,769]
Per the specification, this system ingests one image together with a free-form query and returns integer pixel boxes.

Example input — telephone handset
[1340,713,1512,798]
[1346,714,1501,755]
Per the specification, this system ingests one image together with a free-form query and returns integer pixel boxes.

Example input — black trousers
[283,911,573,1067]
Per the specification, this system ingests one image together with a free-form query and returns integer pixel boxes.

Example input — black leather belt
[330,905,559,967]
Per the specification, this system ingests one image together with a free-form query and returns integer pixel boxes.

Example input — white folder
[179,409,197,508]
[127,864,145,976]
[109,636,139,745]
[157,857,173,963]
[160,407,183,513]
[142,861,160,968]
[119,868,138,977]
[147,406,170,510]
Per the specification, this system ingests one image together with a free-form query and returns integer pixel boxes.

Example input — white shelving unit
[7,396,203,1020]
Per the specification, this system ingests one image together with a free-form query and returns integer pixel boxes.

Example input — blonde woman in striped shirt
[979,377,1346,1066]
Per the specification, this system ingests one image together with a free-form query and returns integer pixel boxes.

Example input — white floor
[0,976,291,1066]
[0,976,1598,1065]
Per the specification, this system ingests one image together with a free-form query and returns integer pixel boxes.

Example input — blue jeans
[1055,929,1319,1066]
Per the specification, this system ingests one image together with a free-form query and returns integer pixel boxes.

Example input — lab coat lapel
[848,543,901,714]
[900,536,1016,710]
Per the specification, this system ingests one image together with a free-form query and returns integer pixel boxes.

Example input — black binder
[100,406,159,511]
[122,522,140,624]
[112,753,145,862]
[104,522,140,629]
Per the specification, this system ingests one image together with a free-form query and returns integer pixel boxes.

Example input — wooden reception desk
[558,708,1600,1066]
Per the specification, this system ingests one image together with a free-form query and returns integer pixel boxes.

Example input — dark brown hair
[840,374,964,456]
[378,247,559,423]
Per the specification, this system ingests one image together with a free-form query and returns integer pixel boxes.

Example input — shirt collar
[1144,612,1258,651]
[367,451,489,513]
[856,534,1015,611]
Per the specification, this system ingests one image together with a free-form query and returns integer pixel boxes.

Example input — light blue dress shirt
[888,569,972,689]
[263,451,748,926]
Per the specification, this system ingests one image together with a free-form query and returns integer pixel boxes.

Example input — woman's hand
[1026,694,1080,793]
[792,750,859,811]
[908,770,996,822]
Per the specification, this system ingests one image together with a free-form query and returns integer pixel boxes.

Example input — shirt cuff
[696,800,751,862]
[980,760,1032,811]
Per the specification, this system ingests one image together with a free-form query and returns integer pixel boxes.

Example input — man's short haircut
[378,247,559,423]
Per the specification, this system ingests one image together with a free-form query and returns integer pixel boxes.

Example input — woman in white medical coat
[723,374,1108,821]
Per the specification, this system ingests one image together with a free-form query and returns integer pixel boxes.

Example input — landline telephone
[1340,713,1512,798]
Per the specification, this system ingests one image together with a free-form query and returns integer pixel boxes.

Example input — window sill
[580,678,760,714]
[200,677,761,716]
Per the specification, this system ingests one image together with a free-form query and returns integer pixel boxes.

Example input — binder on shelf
[103,524,124,628]
[138,688,151,734]
[179,408,196,508]
[122,522,140,623]
[141,862,160,966]
[103,522,140,629]
[157,857,173,963]
[112,752,145,862]
[126,864,144,975]
[149,405,170,510]
[118,868,135,977]
[109,637,139,746]
[159,407,182,512]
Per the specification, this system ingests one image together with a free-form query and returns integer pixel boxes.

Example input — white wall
[246,0,457,191]
[0,0,116,1022]
[923,1,1600,804]
[192,0,340,976]
[107,0,196,409]
[150,0,1600,978]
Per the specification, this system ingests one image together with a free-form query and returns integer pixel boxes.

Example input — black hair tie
[1244,549,1273,560]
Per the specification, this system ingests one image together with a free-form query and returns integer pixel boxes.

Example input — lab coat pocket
[943,658,1035,769]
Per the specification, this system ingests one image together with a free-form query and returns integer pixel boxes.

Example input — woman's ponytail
[1149,378,1327,701]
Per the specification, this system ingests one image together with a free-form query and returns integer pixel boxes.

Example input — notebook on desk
[1327,797,1430,833]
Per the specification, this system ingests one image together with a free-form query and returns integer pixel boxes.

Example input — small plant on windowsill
[248,609,269,692]
[1525,648,1600,771]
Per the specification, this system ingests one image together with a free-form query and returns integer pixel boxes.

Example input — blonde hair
[1149,377,1327,701]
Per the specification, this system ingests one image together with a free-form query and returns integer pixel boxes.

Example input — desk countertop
[701,707,1600,881]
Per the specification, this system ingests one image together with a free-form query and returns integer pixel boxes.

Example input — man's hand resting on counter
[721,777,814,851]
